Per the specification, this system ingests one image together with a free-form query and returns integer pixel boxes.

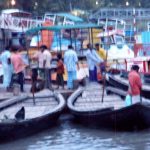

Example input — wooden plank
[0,104,58,120]
[76,96,122,102]
[74,102,125,110]
[106,86,127,97]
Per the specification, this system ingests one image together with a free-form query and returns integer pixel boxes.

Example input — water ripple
[0,118,150,150]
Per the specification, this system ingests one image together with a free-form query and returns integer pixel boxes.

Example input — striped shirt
[64,49,78,72]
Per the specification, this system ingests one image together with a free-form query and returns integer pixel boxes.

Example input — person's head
[131,65,140,72]
[87,43,92,50]
[5,46,10,51]
[95,43,99,50]
[40,45,47,52]
[57,53,62,60]
[68,45,73,50]
[10,45,19,53]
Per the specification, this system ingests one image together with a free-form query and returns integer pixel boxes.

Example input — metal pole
[101,29,109,103]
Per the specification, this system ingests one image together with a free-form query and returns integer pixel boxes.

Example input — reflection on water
[0,115,150,150]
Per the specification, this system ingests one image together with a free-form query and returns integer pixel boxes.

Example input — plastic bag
[125,94,132,106]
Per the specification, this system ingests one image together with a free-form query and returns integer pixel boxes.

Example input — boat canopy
[26,23,103,35]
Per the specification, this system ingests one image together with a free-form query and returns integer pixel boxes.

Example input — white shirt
[35,50,51,68]
[33,51,43,68]
[42,49,52,68]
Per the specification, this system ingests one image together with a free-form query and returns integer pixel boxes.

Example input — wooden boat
[108,74,150,99]
[0,89,65,142]
[67,83,150,131]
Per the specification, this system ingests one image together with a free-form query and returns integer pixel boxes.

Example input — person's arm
[86,50,102,64]
[74,52,79,70]
[101,48,107,60]
[93,50,103,63]
[32,52,38,60]
[43,60,46,68]
[57,60,63,68]
[137,75,142,90]
[7,57,11,65]
[64,53,67,66]
[43,53,47,68]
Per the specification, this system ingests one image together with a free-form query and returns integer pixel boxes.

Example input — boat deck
[0,89,59,121]
[74,83,125,111]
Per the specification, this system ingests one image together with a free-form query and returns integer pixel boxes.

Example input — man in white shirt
[33,45,52,89]
[86,43,102,82]
[42,47,52,69]
[41,45,52,88]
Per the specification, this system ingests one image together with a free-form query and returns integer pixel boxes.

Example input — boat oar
[101,51,108,103]
[25,35,36,105]
[101,29,109,103]
[31,70,36,105]
[140,89,142,103]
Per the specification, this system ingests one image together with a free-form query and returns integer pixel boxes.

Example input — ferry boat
[0,9,43,48]
[96,18,134,61]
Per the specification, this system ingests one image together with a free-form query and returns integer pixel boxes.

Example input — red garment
[11,53,25,73]
[128,70,142,96]
[57,60,64,74]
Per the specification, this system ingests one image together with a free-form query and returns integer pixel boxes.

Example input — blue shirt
[64,49,78,72]
[86,49,102,70]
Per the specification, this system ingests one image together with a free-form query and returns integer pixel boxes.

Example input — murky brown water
[0,115,150,150]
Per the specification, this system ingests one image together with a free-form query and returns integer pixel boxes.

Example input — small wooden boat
[0,89,65,142]
[108,74,150,99]
[67,83,150,131]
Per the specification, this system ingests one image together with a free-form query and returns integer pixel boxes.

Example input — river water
[0,115,150,150]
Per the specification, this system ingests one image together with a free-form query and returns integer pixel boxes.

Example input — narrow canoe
[67,83,150,131]
[0,89,65,142]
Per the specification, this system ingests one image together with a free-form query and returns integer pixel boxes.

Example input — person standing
[32,45,52,89]
[0,46,13,91]
[128,65,142,104]
[56,53,64,89]
[95,43,106,74]
[95,43,106,60]
[64,45,79,89]
[11,46,26,92]
[86,43,103,82]
[40,45,52,89]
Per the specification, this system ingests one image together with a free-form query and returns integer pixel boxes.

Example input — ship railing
[0,16,43,32]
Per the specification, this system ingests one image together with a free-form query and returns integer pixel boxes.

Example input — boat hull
[67,87,150,131]
[0,111,60,142]
[0,92,65,142]
[72,103,150,131]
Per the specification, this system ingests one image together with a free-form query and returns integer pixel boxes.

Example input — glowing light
[126,1,129,6]
[11,0,16,6]
[139,2,141,7]
[96,1,98,5]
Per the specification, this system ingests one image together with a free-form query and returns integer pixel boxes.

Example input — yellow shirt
[97,48,106,60]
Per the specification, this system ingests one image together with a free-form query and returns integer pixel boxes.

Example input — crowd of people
[0,43,142,106]
[30,43,107,91]
[0,43,107,92]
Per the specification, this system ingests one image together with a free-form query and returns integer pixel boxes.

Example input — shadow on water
[0,114,150,150]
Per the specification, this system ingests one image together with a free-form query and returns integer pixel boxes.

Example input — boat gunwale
[0,91,66,125]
